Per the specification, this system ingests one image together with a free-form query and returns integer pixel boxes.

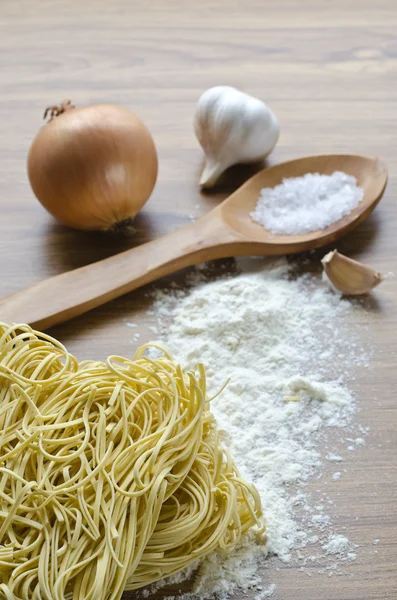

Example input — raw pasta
[0,323,262,600]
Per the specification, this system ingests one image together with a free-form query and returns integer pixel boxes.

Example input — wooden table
[1,1,396,598]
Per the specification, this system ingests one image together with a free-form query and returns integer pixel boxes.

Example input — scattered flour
[250,172,364,234]
[321,534,351,555]
[134,258,369,599]
[325,453,344,463]
[254,584,276,599]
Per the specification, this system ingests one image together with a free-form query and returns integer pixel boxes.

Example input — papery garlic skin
[195,86,280,188]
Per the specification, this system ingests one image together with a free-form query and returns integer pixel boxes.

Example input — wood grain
[0,0,396,598]
[0,154,386,330]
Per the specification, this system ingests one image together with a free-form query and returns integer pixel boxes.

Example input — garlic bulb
[322,250,383,296]
[194,86,279,188]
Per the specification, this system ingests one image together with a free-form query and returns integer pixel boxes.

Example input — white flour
[137,258,369,599]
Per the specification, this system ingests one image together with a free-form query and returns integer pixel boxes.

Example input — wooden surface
[0,154,387,330]
[0,1,396,598]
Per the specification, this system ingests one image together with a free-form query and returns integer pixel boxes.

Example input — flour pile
[137,258,368,599]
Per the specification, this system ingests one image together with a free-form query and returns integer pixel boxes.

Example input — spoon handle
[0,213,241,330]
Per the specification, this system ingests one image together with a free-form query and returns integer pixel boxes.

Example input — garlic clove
[321,250,383,295]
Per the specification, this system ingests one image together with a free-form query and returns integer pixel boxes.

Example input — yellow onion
[27,101,158,231]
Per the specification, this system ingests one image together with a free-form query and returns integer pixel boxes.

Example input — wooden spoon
[0,154,387,330]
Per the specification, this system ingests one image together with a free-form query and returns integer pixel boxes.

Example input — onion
[27,100,158,231]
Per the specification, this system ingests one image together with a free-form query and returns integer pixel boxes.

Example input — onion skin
[27,104,158,231]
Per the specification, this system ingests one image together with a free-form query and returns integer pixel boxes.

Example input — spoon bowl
[221,153,387,253]
[0,154,387,329]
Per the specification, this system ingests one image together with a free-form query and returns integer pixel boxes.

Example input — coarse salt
[250,171,364,235]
